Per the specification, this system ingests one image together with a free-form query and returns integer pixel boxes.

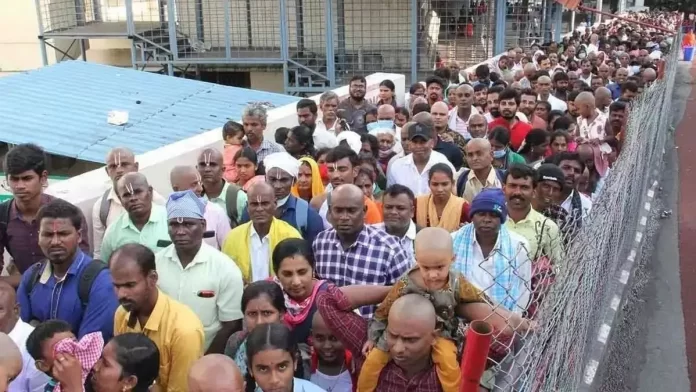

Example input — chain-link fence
[470,32,680,392]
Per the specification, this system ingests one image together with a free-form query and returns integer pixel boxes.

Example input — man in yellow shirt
[111,243,205,392]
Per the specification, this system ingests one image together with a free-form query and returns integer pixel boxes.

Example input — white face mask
[277,194,290,207]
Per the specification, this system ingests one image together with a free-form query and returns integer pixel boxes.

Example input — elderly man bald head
[105,147,138,187]
[188,354,244,392]
[115,172,154,218]
[468,114,488,139]
[464,138,494,175]
[170,165,203,197]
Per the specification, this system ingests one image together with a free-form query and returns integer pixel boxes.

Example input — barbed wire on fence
[464,32,681,392]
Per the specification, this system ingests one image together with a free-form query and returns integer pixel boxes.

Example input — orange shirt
[364,196,383,224]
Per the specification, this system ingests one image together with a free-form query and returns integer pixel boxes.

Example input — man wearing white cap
[239,152,324,243]
[155,190,244,354]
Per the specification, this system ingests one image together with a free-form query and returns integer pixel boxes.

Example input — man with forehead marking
[92,147,166,258]
[100,172,170,261]
[222,182,301,283]
[170,165,230,249]
[197,148,248,228]
[237,153,324,243]
[309,146,384,229]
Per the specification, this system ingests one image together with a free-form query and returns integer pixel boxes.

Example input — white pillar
[571,10,576,31]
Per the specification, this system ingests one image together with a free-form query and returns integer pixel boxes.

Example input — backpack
[456,168,507,198]
[294,198,309,236]
[25,259,107,308]
[98,189,111,227]
[0,199,12,258]
[224,184,242,228]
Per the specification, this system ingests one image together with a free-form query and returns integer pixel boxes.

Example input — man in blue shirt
[239,152,324,243]
[16,199,118,341]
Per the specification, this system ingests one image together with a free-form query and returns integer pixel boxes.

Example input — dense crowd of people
[0,9,682,392]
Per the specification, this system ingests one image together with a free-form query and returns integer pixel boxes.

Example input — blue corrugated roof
[0,61,299,163]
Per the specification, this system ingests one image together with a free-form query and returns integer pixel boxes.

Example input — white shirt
[249,225,271,282]
[579,73,593,87]
[310,370,353,392]
[312,127,338,149]
[577,109,608,141]
[203,202,232,249]
[91,187,166,258]
[8,320,50,392]
[155,243,244,349]
[448,106,481,139]
[561,190,593,220]
[452,229,532,312]
[386,152,455,197]
[371,221,417,260]
[539,94,568,112]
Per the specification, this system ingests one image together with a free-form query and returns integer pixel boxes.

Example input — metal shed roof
[0,61,299,163]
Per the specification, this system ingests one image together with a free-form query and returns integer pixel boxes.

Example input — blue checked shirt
[255,138,286,163]
[313,225,414,317]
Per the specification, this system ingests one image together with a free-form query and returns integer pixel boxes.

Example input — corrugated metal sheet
[0,61,299,163]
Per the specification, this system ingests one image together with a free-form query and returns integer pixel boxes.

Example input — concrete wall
[45,72,406,236]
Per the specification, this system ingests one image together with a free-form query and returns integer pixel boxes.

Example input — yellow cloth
[291,157,324,199]
[114,290,205,392]
[415,195,465,232]
[358,338,460,392]
[221,218,302,283]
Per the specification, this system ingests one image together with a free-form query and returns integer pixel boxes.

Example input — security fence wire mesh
[471,33,680,392]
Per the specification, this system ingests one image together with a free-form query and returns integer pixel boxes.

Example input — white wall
[45,72,406,237]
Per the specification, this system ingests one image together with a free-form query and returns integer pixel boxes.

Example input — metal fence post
[410,0,418,84]
[554,3,563,41]
[325,0,336,87]
[494,0,506,55]
[167,0,179,62]
[279,0,290,93]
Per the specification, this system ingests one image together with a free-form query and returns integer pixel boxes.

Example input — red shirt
[488,117,533,151]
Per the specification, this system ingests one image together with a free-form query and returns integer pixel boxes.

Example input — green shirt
[155,243,244,349]
[204,181,248,220]
[100,204,170,261]
[505,207,563,264]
